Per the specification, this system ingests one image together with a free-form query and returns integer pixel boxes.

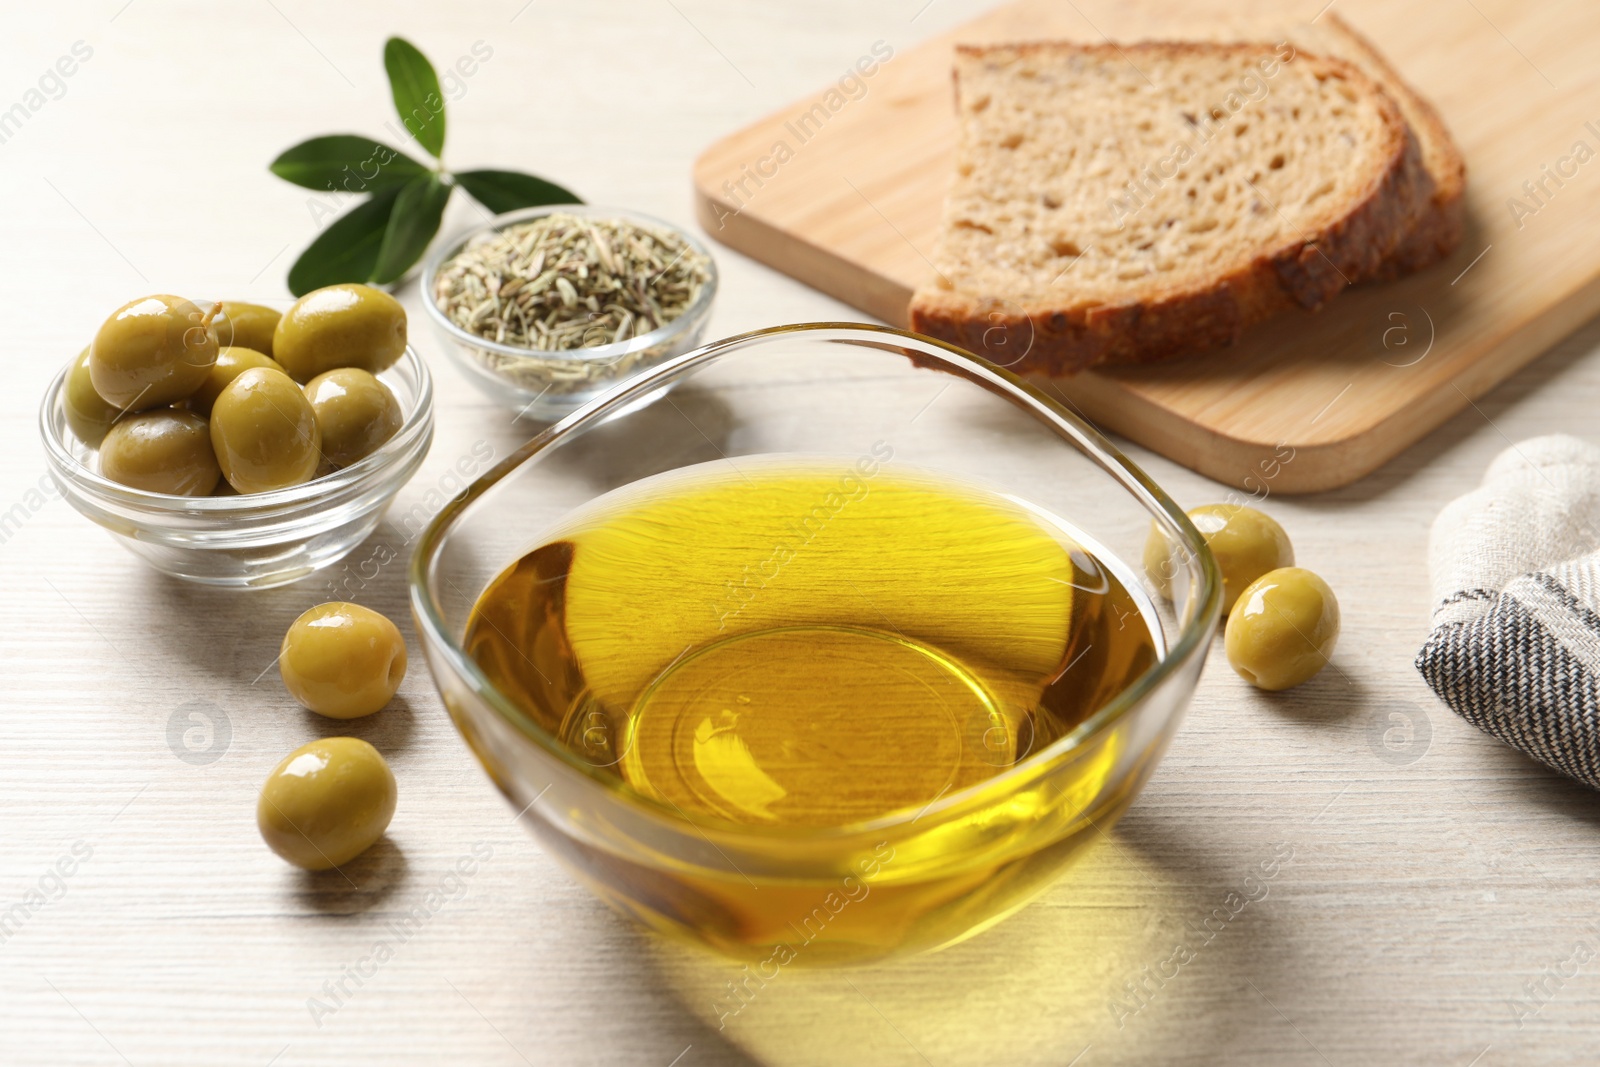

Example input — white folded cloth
[1417,435,1600,789]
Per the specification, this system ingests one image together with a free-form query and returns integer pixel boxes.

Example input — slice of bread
[1089,10,1468,279]
[909,41,1430,373]
[1300,13,1465,276]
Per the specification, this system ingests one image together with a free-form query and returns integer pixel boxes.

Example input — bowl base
[110,510,387,589]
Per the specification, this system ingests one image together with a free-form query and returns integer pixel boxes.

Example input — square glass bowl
[40,345,434,589]
[420,205,718,423]
[410,323,1221,963]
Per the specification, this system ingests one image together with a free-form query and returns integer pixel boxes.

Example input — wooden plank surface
[5,2,1600,1065]
[693,0,1600,493]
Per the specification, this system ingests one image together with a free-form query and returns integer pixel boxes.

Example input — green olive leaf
[383,37,446,159]
[270,135,429,193]
[287,185,404,297]
[370,174,452,285]
[454,169,583,214]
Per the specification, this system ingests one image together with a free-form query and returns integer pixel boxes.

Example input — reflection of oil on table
[693,0,1600,493]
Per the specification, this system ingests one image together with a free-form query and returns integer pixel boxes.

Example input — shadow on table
[304,693,421,755]
[628,811,1301,1067]
[295,836,409,916]
[1251,646,1373,725]
[1474,742,1600,833]
[484,383,739,497]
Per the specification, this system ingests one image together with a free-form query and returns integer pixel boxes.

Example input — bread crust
[910,41,1435,374]
[1317,13,1465,277]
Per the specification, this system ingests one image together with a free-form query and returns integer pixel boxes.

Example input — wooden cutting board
[692,0,1600,493]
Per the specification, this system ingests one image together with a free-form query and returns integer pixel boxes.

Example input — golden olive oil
[465,454,1160,959]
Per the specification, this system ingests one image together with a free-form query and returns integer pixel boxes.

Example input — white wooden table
[4,3,1599,1064]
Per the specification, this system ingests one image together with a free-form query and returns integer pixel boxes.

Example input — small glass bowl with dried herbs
[421,205,717,421]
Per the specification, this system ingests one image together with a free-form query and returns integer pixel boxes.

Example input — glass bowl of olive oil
[410,323,1222,964]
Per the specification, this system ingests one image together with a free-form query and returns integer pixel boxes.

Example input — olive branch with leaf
[270,36,580,296]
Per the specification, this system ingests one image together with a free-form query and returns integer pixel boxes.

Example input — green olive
[187,347,286,417]
[1144,504,1294,614]
[89,294,218,410]
[304,368,403,468]
[98,409,220,496]
[257,737,396,870]
[64,346,122,446]
[273,283,406,383]
[1192,504,1294,614]
[280,602,408,719]
[209,367,322,494]
[1224,567,1340,691]
[209,301,282,357]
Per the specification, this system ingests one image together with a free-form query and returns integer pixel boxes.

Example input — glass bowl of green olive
[40,294,434,589]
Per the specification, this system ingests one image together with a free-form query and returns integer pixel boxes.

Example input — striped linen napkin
[1416,435,1600,790]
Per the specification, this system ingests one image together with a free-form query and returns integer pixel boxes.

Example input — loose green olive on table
[1144,503,1294,613]
[257,737,397,870]
[259,604,409,870]
[61,284,408,496]
[274,283,407,383]
[209,366,323,494]
[1188,504,1294,613]
[280,602,408,719]
[304,368,403,468]
[1224,567,1342,691]
[1146,503,1339,690]
[98,409,221,496]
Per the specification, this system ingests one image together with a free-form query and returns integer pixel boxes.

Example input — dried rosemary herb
[432,214,711,351]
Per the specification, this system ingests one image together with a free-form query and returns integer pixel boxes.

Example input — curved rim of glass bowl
[419,203,720,365]
[410,322,1223,839]
[39,344,434,514]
